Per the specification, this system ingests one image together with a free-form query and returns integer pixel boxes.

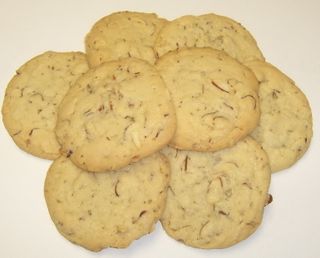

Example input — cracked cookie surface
[85,11,167,67]
[154,13,264,63]
[245,60,313,172]
[44,153,170,251]
[161,137,271,248]
[55,57,176,172]
[1,51,89,159]
[155,47,259,152]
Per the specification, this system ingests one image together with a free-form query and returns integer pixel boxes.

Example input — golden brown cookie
[161,137,271,248]
[56,57,176,172]
[155,13,264,63]
[155,47,260,152]
[2,51,89,159]
[245,60,313,172]
[85,11,167,67]
[44,153,170,251]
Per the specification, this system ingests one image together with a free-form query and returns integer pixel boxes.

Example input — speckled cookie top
[44,153,170,251]
[161,137,271,248]
[154,13,264,63]
[1,51,89,159]
[245,60,313,172]
[85,11,167,67]
[155,47,260,152]
[55,57,176,172]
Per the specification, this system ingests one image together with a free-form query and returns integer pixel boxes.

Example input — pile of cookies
[1,11,312,251]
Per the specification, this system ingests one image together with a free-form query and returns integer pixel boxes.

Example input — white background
[0,1,319,257]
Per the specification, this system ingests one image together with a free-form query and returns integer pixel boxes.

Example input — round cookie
[55,57,176,172]
[154,13,264,63]
[245,60,313,172]
[161,137,271,249]
[44,153,170,251]
[85,11,167,67]
[1,51,89,159]
[155,47,260,152]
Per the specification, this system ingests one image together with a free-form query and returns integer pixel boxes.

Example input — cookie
[154,13,264,63]
[1,51,89,159]
[155,47,260,152]
[44,153,170,251]
[161,137,271,249]
[55,57,176,172]
[245,60,313,172]
[85,11,167,67]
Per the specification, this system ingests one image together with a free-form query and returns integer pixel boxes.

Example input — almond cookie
[154,13,264,63]
[1,51,89,159]
[85,11,167,67]
[55,58,176,172]
[161,137,271,249]
[245,60,313,172]
[155,47,259,152]
[44,153,170,251]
